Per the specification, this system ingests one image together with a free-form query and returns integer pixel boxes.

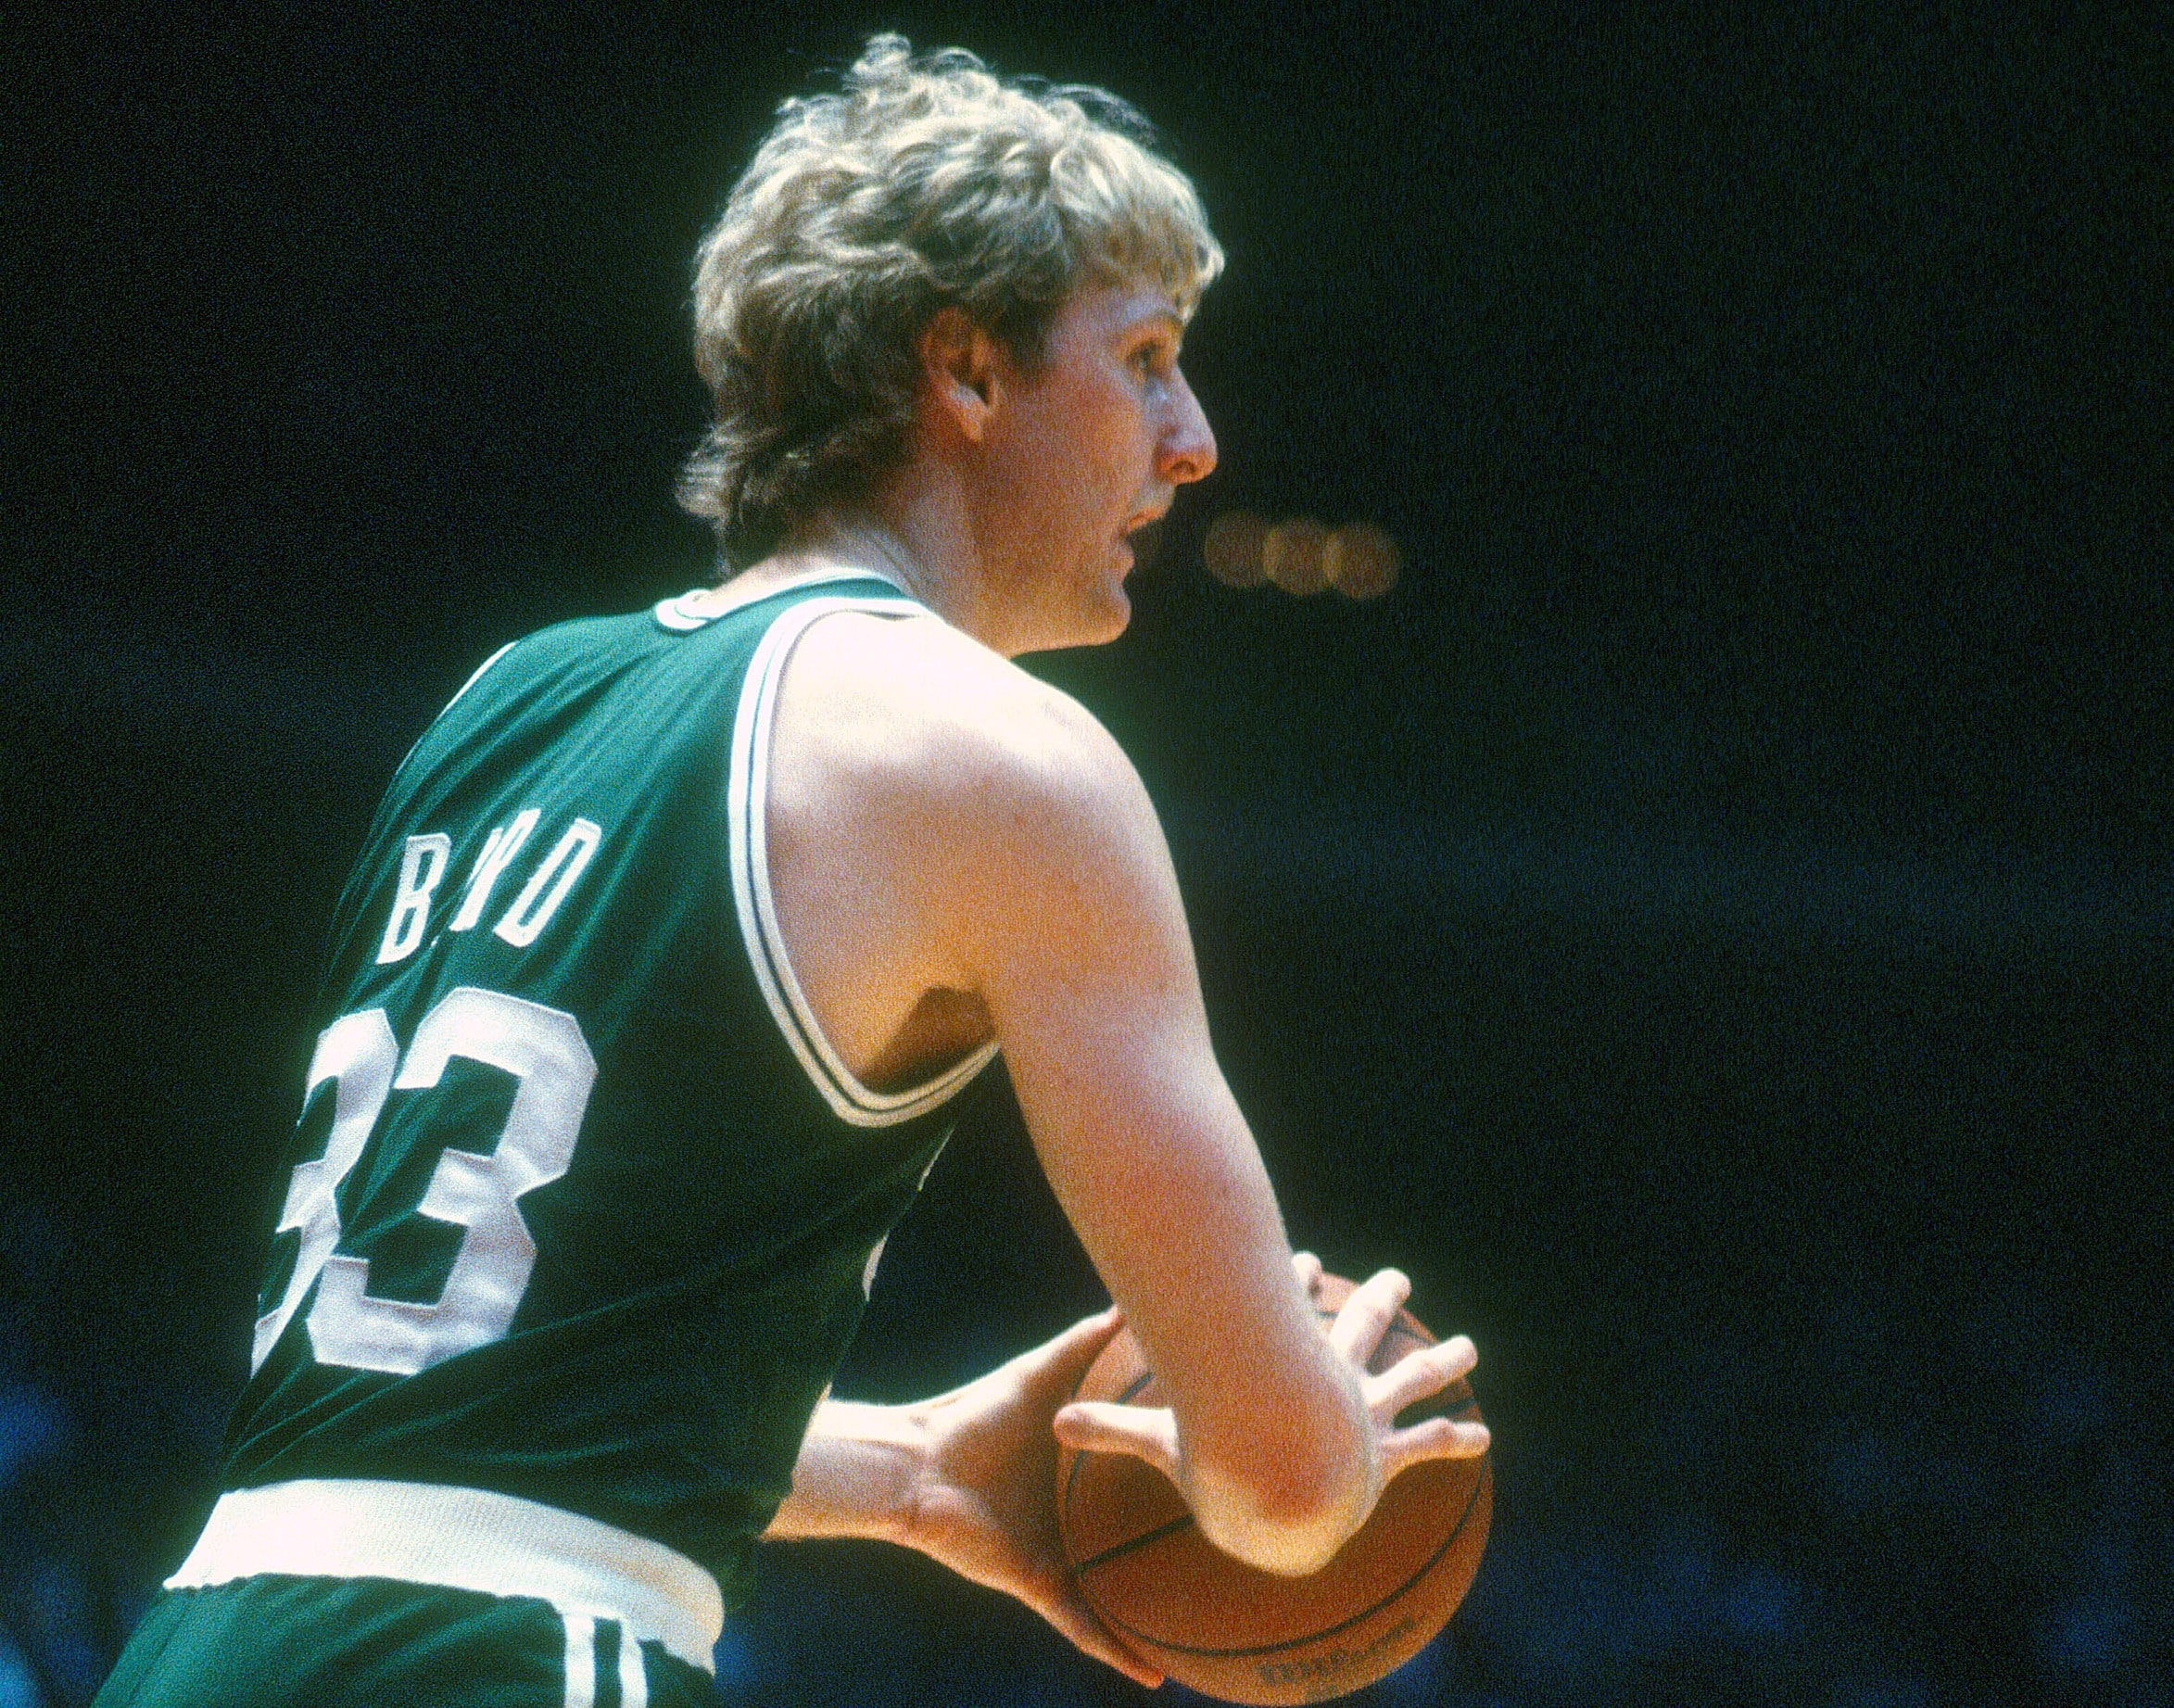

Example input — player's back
[199,573,992,1629]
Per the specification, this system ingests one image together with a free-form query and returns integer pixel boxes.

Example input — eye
[1131,340,1174,379]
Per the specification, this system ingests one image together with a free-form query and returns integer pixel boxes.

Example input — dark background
[4,3,2169,1703]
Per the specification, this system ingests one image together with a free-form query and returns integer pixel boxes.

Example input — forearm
[957,700,1382,1569]
[1026,1057,1380,1568]
[760,1398,929,1544]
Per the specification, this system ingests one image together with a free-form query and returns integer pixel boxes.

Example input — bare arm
[758,1398,921,1547]
[943,689,1387,1573]
[769,615,1484,1577]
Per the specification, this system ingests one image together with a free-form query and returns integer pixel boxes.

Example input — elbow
[1187,1425,1378,1578]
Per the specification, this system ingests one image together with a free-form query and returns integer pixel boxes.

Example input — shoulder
[766,606,1172,964]
[776,608,1146,823]
[765,607,1188,1010]
[762,605,1176,1008]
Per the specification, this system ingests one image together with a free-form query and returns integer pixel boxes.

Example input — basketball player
[95,37,1489,1707]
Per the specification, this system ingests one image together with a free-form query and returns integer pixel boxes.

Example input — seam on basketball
[1070,1511,1201,1576]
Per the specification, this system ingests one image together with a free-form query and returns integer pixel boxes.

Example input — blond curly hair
[678,35,1223,567]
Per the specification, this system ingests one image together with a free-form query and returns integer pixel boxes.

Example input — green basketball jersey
[223,572,993,1611]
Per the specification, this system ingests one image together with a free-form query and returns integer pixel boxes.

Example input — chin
[1079,581,1132,646]
[1026,588,1129,654]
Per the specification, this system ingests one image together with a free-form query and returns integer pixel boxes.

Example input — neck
[799,512,928,601]
[841,471,1030,656]
[738,483,1030,656]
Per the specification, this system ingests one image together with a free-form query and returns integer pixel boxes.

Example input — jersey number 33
[253,987,597,1378]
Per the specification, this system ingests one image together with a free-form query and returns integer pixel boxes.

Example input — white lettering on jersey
[494,818,603,948]
[304,988,597,1375]
[449,808,541,931]
[376,834,452,965]
[252,1009,398,1370]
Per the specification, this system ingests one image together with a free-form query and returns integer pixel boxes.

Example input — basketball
[1055,1275,1491,1704]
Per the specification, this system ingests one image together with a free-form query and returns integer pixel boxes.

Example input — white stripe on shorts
[562,1611,596,1708]
[562,1611,644,1708]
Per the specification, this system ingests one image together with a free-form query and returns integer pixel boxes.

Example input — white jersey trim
[727,593,1000,1128]
[167,1478,722,1675]
[448,639,519,708]
[653,558,914,632]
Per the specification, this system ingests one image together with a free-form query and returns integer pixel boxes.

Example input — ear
[917,307,1004,446]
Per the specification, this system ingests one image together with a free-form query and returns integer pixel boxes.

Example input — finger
[1025,1572,1164,1689]
[1052,1401,1181,1481]
[1381,1415,1492,1478]
[1291,1249,1323,1296]
[1327,1267,1410,1363]
[1364,1335,1478,1419]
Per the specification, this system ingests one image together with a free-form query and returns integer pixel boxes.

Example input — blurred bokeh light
[1206,512,1399,600]
[1262,517,1331,595]
[1324,523,1400,600]
[1202,509,1270,587]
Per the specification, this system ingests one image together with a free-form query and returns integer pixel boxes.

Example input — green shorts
[94,1575,716,1708]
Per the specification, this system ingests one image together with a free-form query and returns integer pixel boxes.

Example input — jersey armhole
[726,597,999,1128]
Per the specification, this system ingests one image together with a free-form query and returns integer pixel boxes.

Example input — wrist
[767,1398,933,1546]
[889,1399,941,1552]
[843,1398,934,1548]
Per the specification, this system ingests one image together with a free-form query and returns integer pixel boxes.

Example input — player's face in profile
[987,280,1217,649]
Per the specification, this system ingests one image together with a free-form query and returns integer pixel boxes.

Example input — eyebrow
[1115,302,1185,341]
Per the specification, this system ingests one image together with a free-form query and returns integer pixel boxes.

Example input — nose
[1157,370,1218,487]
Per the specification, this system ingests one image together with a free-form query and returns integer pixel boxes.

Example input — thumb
[1053,1400,1181,1482]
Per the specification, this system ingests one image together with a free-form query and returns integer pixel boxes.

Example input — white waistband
[166,1479,722,1675]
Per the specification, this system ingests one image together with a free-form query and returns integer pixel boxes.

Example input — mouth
[1120,512,1167,574]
